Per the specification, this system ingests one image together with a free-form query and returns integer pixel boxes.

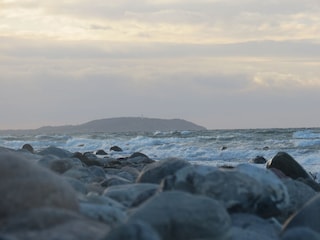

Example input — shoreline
[0,144,320,239]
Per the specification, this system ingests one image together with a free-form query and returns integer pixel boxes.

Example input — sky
[1,0,320,130]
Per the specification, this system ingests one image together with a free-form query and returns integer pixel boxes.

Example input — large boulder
[0,152,79,219]
[161,164,289,218]
[128,191,231,240]
[266,152,312,180]
[136,158,191,184]
[282,194,320,235]
[0,207,110,240]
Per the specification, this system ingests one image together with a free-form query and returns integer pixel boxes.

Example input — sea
[1,128,320,174]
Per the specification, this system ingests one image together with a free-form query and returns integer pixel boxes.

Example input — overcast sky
[1,0,320,130]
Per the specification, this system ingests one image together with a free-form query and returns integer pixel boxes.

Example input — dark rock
[38,157,82,174]
[296,177,320,192]
[63,166,105,183]
[279,179,317,223]
[96,149,108,155]
[101,176,132,187]
[110,146,123,152]
[22,144,34,153]
[37,146,73,158]
[103,221,161,240]
[282,194,320,235]
[231,213,281,240]
[79,202,126,226]
[249,155,267,164]
[281,227,320,240]
[266,152,312,180]
[0,207,110,240]
[221,146,228,150]
[129,152,148,159]
[136,158,191,184]
[128,191,231,240]
[103,183,158,207]
[0,152,79,219]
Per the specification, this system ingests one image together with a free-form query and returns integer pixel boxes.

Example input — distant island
[0,117,206,135]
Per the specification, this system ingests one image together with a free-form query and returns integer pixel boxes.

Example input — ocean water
[1,128,320,173]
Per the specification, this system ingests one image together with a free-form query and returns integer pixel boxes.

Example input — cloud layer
[0,0,320,129]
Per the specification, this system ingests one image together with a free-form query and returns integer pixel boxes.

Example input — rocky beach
[0,142,320,240]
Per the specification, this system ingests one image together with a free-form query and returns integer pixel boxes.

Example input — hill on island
[0,117,206,134]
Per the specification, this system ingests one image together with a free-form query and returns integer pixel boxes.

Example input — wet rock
[137,158,191,184]
[282,194,320,235]
[37,146,73,158]
[128,191,231,240]
[79,202,127,226]
[96,149,108,155]
[103,183,158,207]
[266,152,312,180]
[101,175,132,187]
[38,156,83,173]
[231,213,281,240]
[103,221,161,240]
[0,152,79,219]
[280,179,317,222]
[281,227,320,240]
[63,166,105,183]
[249,155,267,164]
[22,144,34,153]
[0,207,109,240]
[161,164,289,218]
[110,146,123,152]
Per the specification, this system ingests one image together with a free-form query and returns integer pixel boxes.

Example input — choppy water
[1,128,320,172]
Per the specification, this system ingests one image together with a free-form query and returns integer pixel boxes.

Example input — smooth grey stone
[103,221,160,240]
[103,183,158,207]
[0,152,78,219]
[37,146,73,158]
[281,227,320,240]
[136,158,191,184]
[129,191,231,240]
[38,157,83,173]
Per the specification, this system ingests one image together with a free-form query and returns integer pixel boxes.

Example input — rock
[266,152,312,180]
[79,202,127,226]
[101,176,132,187]
[249,156,267,164]
[0,152,79,219]
[161,164,289,218]
[63,166,105,183]
[110,146,123,152]
[103,221,161,240]
[282,194,320,235]
[281,227,320,240]
[22,144,34,153]
[280,179,316,222]
[63,176,87,195]
[136,158,191,184]
[128,191,231,240]
[81,152,105,166]
[37,146,73,158]
[38,156,83,174]
[96,149,108,155]
[104,154,154,170]
[0,207,110,240]
[231,213,281,240]
[296,177,320,192]
[103,183,158,207]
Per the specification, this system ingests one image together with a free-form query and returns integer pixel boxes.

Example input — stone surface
[38,157,82,173]
[128,191,231,240]
[79,202,127,226]
[103,183,158,207]
[0,152,79,219]
[281,227,320,240]
[110,146,123,152]
[37,146,73,158]
[231,213,281,240]
[136,158,191,184]
[0,207,109,240]
[266,152,312,180]
[162,164,289,217]
[282,194,320,235]
[280,178,316,222]
[103,221,161,240]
